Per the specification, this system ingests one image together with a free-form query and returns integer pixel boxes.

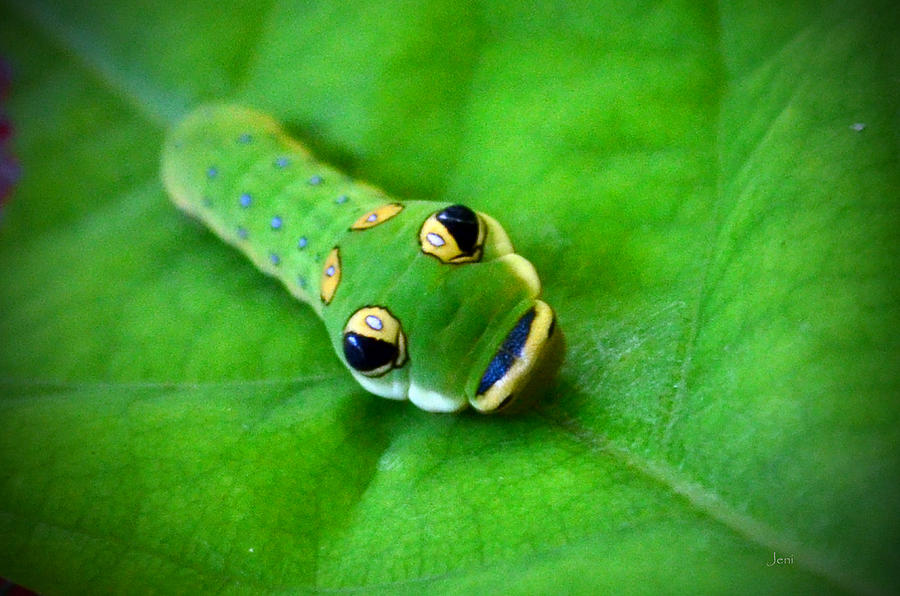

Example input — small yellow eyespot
[350,203,404,230]
[320,247,342,304]
[419,204,485,264]
[342,306,408,377]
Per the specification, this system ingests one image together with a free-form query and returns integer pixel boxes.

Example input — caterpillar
[161,105,561,413]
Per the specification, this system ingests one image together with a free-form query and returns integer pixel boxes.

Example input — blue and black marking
[477,308,536,395]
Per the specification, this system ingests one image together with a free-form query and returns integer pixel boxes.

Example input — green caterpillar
[161,105,561,413]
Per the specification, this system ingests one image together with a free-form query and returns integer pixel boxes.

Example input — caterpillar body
[161,105,560,413]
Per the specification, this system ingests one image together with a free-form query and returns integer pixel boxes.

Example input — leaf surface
[0,0,897,593]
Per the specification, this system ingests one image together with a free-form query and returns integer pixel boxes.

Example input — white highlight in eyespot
[426,232,445,247]
[367,213,378,222]
[365,315,383,330]
[326,265,335,277]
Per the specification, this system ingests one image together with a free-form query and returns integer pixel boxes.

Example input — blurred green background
[0,0,897,593]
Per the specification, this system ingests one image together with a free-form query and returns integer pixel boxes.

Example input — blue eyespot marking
[275,157,290,168]
[477,352,515,395]
[365,315,383,331]
[476,308,536,395]
[239,193,252,208]
[271,216,283,230]
[308,175,323,186]
[298,236,308,249]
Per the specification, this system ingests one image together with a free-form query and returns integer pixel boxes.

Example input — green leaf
[1,0,897,593]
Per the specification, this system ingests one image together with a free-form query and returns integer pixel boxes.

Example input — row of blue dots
[237,192,349,208]
[234,224,307,248]
[209,139,331,279]
[206,156,289,178]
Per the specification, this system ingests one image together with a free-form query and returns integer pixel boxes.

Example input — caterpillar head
[322,202,562,413]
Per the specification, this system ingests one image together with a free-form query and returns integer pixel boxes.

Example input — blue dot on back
[298,236,308,249]
[237,133,252,144]
[308,175,323,186]
[269,252,280,266]
[207,166,218,178]
[275,157,290,168]
[239,193,252,208]
[271,216,283,230]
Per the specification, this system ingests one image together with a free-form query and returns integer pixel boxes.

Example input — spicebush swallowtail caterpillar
[161,105,561,413]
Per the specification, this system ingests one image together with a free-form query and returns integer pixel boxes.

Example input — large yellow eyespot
[471,300,556,413]
[342,306,408,377]
[350,203,404,230]
[419,204,485,264]
[320,247,342,304]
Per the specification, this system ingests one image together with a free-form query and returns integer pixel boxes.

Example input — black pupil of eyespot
[436,205,479,254]
[343,332,398,372]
